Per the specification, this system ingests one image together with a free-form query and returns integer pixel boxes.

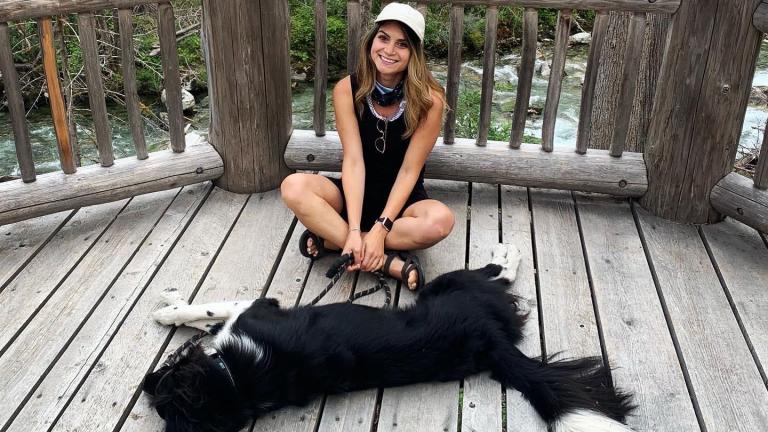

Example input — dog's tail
[494,348,636,432]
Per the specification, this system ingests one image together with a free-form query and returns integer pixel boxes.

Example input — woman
[281,2,454,291]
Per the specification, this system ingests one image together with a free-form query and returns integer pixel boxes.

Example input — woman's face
[370,22,411,80]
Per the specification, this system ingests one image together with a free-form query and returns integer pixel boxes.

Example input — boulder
[569,32,592,45]
[749,86,768,106]
[162,88,196,112]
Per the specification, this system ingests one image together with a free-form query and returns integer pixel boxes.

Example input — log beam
[0,142,223,226]
[285,130,647,196]
[711,173,768,233]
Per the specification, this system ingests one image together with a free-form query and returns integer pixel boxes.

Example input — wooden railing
[287,0,682,197]
[0,0,223,225]
[705,0,768,233]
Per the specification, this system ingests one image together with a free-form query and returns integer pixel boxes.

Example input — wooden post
[641,0,763,223]
[201,0,292,193]
[39,17,76,174]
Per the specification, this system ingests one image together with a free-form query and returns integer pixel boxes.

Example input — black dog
[144,245,635,432]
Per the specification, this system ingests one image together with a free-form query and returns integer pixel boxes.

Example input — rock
[750,86,768,106]
[569,32,592,45]
[162,88,196,112]
[536,60,551,78]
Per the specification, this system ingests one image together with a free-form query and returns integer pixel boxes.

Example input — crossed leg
[281,173,455,289]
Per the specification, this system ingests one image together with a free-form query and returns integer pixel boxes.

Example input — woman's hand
[361,225,387,272]
[343,230,364,271]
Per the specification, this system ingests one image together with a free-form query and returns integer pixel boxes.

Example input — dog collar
[204,347,237,390]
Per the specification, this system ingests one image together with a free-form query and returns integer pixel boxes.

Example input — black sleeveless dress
[329,74,428,231]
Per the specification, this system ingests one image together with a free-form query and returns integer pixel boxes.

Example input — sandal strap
[383,253,399,275]
[298,230,327,260]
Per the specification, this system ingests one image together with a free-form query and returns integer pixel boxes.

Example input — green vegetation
[455,88,542,143]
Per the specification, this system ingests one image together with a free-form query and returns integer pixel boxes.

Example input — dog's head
[142,344,251,432]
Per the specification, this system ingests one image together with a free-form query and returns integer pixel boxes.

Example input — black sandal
[383,251,425,291]
[299,229,330,259]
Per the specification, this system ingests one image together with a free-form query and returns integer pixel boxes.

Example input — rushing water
[3,42,768,177]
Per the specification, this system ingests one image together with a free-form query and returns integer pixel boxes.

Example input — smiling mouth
[379,55,397,65]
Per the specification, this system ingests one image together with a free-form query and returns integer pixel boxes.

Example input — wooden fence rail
[0,0,216,225]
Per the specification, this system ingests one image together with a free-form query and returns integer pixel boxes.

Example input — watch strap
[376,216,393,232]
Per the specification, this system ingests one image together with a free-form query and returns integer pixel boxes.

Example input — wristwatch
[376,216,394,232]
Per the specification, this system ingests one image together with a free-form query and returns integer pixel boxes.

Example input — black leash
[308,254,392,307]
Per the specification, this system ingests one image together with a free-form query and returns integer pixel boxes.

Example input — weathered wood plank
[702,219,768,384]
[0,211,72,290]
[530,189,600,358]
[0,0,680,23]
[755,115,768,189]
[443,4,464,144]
[541,10,571,152]
[286,130,648,196]
[575,194,699,431]
[123,189,293,432]
[6,184,211,432]
[710,172,768,234]
[50,189,246,432]
[77,12,114,166]
[347,0,362,75]
[575,11,607,154]
[259,0,293,190]
[157,2,185,153]
[510,8,537,149]
[609,12,646,157]
[0,200,127,351]
[0,22,35,182]
[753,1,768,33]
[462,183,502,432]
[377,180,467,432]
[39,17,76,174]
[0,0,161,22]
[637,208,768,430]
[314,0,328,136]
[477,5,499,146]
[0,189,180,429]
[118,8,148,159]
[500,186,546,431]
[0,142,223,226]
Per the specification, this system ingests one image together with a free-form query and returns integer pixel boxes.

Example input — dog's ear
[142,365,171,396]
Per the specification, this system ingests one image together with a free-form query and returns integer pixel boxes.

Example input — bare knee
[281,173,309,209]
[417,209,455,246]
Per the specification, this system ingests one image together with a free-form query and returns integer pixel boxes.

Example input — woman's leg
[381,199,455,289]
[281,173,348,255]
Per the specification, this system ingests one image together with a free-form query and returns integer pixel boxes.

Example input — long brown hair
[354,22,446,138]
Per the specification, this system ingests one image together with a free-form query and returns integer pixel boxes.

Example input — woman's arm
[362,92,444,270]
[334,77,366,267]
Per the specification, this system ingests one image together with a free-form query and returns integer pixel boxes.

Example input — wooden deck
[1,180,767,432]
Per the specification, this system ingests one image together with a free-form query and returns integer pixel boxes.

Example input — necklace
[375,117,388,154]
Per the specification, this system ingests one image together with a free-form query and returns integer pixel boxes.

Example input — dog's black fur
[143,263,634,432]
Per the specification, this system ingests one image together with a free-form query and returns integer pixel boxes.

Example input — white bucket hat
[375,2,425,43]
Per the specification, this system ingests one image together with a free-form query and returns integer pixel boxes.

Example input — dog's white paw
[153,304,187,326]
[492,243,522,282]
